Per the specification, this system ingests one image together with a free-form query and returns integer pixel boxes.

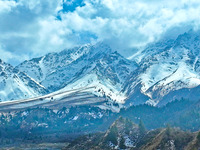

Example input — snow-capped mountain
[15,30,200,106]
[17,43,137,103]
[0,59,47,102]
[125,30,200,106]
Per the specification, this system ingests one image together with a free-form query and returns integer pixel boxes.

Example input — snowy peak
[125,30,200,106]
[0,60,47,102]
[17,43,137,103]
[16,42,112,85]
[62,50,137,103]
[14,30,200,106]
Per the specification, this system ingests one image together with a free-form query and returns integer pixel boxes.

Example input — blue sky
[0,0,200,65]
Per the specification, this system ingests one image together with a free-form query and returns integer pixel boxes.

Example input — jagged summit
[16,42,112,85]
[17,42,137,103]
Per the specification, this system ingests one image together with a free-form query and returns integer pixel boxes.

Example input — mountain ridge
[124,30,200,106]
[0,59,47,102]
[17,42,137,103]
[1,30,200,105]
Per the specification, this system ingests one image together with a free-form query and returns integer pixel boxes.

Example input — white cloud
[56,0,200,54]
[0,44,29,64]
[0,1,17,13]
[0,0,200,64]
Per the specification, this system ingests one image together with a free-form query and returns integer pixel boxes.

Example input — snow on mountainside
[125,30,200,106]
[16,44,92,88]
[0,59,47,102]
[15,30,200,106]
[61,51,137,102]
[17,43,137,103]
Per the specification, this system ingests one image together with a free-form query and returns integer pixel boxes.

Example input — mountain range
[1,30,200,107]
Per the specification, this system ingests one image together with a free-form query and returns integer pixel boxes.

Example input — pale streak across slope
[0,86,106,111]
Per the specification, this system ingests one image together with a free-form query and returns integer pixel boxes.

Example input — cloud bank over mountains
[0,0,200,65]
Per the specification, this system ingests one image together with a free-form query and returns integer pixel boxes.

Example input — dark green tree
[139,119,146,135]
[119,136,126,149]
[105,125,118,145]
[166,123,172,138]
[125,118,132,134]
[196,131,200,145]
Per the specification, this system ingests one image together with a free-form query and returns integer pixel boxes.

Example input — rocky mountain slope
[124,30,200,106]
[9,30,200,106]
[17,43,137,103]
[66,117,199,150]
[0,59,47,102]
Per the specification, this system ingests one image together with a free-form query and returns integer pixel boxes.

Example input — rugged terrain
[125,30,200,106]
[65,117,200,150]
[0,30,200,149]
[0,60,47,102]
[16,43,137,103]
[0,30,199,107]
[13,30,200,107]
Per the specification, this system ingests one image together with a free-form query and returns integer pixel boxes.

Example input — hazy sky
[0,0,200,65]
